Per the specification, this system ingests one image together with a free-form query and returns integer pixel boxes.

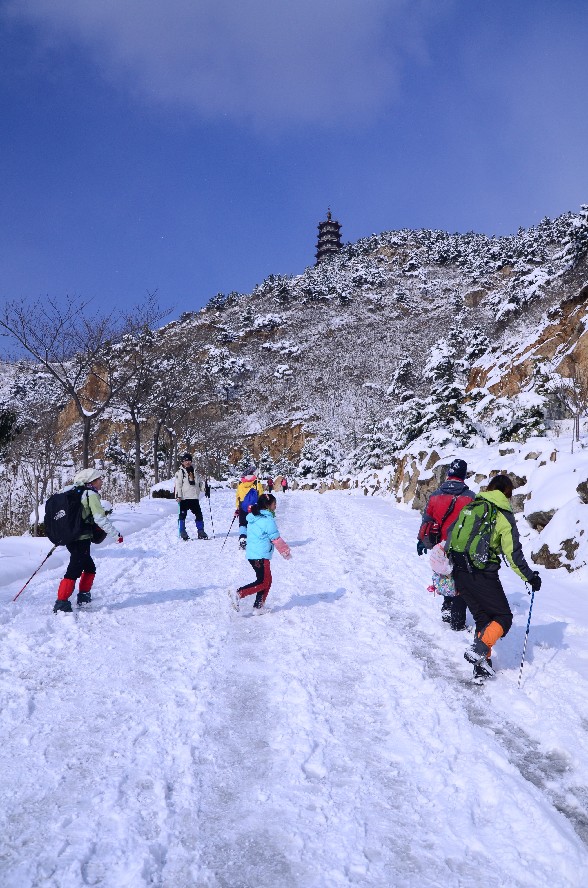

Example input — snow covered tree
[297,434,339,478]
[256,447,275,477]
[352,414,396,471]
[237,448,256,475]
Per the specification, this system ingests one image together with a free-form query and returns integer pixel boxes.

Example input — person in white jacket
[174,453,210,541]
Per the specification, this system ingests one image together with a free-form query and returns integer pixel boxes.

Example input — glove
[117,535,124,544]
[234,509,239,517]
[205,484,211,499]
[417,541,427,556]
[274,537,292,560]
[528,571,541,592]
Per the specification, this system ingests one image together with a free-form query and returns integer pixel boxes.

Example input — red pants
[237,559,272,605]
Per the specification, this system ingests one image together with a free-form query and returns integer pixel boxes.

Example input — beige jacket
[174,467,205,500]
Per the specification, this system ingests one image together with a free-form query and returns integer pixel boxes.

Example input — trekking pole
[220,514,236,552]
[205,478,215,538]
[13,545,58,602]
[517,588,535,688]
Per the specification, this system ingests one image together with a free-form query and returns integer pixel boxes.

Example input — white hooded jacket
[174,466,205,501]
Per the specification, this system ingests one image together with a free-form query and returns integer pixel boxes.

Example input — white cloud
[4,0,443,126]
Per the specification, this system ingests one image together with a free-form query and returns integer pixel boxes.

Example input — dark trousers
[65,539,95,580]
[179,499,204,532]
[237,559,272,605]
[442,595,467,630]
[453,568,513,637]
[238,507,248,536]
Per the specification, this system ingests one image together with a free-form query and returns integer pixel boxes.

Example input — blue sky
[1,0,587,326]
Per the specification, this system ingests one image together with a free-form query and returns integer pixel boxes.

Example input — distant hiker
[417,458,475,631]
[235,467,264,550]
[281,477,288,493]
[53,469,123,614]
[446,474,541,683]
[174,453,209,541]
[228,493,291,613]
[267,477,274,494]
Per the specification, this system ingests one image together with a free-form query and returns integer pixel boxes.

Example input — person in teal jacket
[228,494,291,613]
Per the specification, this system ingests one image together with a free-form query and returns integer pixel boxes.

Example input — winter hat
[446,458,467,480]
[73,468,103,485]
[181,453,193,462]
[246,465,256,475]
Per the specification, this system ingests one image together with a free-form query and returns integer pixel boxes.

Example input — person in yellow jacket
[235,467,264,550]
[447,474,541,682]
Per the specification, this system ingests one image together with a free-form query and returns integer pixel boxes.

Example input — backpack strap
[438,496,458,536]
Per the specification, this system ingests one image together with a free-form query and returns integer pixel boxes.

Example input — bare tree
[0,294,166,468]
[553,358,588,450]
[11,408,65,535]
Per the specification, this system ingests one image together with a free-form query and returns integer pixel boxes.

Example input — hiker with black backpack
[234,466,264,550]
[174,453,210,540]
[417,458,475,631]
[51,468,123,614]
[446,474,541,683]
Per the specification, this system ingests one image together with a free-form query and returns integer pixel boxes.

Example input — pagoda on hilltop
[315,209,342,264]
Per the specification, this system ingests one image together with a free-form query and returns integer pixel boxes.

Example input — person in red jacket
[417,458,475,631]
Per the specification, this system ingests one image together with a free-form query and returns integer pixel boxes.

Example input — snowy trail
[1,490,588,887]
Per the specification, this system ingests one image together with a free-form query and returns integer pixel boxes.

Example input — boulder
[532,544,563,570]
[532,539,580,572]
[577,480,588,505]
[424,450,440,470]
[412,475,438,512]
[525,510,555,531]
[510,493,527,514]
[402,460,420,506]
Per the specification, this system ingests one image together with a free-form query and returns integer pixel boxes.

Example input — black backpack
[44,487,93,546]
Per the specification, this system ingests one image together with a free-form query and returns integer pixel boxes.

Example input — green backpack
[446,496,498,570]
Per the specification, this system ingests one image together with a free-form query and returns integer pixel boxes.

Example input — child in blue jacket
[228,494,291,613]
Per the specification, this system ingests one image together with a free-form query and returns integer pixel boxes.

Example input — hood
[240,474,257,483]
[246,509,272,524]
[438,479,469,494]
[478,490,512,512]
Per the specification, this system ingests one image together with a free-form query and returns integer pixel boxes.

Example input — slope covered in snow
[2,488,588,887]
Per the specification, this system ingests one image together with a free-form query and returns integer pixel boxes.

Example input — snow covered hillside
[3,207,588,533]
[2,488,588,887]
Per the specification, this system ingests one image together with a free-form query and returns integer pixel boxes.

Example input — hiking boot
[197,529,209,540]
[53,599,73,614]
[180,530,190,541]
[451,621,467,632]
[239,536,247,550]
[473,658,494,682]
[464,635,491,666]
[77,591,92,606]
[252,604,268,615]
[441,597,452,622]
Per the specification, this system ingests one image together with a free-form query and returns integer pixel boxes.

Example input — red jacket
[419,478,475,542]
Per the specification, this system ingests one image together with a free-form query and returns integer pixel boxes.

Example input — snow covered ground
[2,488,588,887]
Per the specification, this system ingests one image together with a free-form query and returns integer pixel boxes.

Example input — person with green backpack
[446,474,541,682]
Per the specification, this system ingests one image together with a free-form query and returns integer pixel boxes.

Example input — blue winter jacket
[245,509,280,560]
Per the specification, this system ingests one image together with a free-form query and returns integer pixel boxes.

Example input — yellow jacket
[236,478,264,509]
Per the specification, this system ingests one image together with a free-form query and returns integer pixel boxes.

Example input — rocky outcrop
[526,510,556,531]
